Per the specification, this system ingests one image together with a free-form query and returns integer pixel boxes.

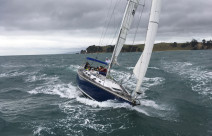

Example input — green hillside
[80,39,212,54]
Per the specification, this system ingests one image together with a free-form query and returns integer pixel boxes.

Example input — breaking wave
[110,69,165,93]
[163,61,212,98]
[0,71,29,78]
[69,65,81,72]
[26,64,170,123]
[126,66,160,70]
[25,74,58,83]
[76,97,149,115]
[28,82,80,99]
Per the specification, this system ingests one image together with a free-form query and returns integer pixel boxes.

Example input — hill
[80,39,212,54]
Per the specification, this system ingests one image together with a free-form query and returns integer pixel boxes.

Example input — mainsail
[107,0,140,76]
[132,0,162,98]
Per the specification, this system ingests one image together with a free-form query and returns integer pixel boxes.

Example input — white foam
[33,126,54,135]
[126,67,134,70]
[148,67,160,70]
[58,101,113,133]
[126,66,160,70]
[69,65,81,72]
[75,97,150,115]
[57,98,176,134]
[143,77,165,88]
[110,69,164,94]
[207,72,212,76]
[0,71,28,78]
[28,83,80,99]
[163,61,212,97]
[25,74,58,83]
[75,96,168,117]
[33,126,44,135]
[0,64,26,68]
[140,99,163,110]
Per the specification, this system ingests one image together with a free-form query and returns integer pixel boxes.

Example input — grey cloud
[0,0,211,41]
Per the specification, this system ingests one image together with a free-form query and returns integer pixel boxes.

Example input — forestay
[132,0,162,98]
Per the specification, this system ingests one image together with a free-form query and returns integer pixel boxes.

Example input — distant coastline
[80,39,212,54]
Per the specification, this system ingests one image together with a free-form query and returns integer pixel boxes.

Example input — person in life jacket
[105,57,111,64]
[99,66,107,76]
[84,62,90,70]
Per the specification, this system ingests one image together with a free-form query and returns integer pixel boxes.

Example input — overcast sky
[0,0,211,55]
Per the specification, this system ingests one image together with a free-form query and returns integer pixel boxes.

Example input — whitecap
[28,83,80,99]
[69,65,81,72]
[110,69,164,94]
[0,71,28,78]
[148,67,160,70]
[25,74,58,83]
[33,126,54,136]
[162,61,212,98]
[139,99,163,110]
[75,97,150,115]
[126,66,160,70]
[126,67,134,70]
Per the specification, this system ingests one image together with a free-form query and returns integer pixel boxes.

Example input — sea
[0,50,211,136]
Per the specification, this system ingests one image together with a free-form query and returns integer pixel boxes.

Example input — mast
[132,0,162,98]
[107,0,140,77]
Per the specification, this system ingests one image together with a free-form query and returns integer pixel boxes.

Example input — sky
[0,0,211,56]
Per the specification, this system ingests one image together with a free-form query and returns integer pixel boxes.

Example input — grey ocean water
[0,50,212,136]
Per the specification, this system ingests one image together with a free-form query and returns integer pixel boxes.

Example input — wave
[0,71,30,78]
[25,74,58,83]
[27,78,162,116]
[56,97,175,136]
[110,69,164,93]
[126,66,160,70]
[28,82,80,99]
[58,101,113,134]
[68,65,81,72]
[163,61,212,98]
[76,97,170,116]
[33,126,53,136]
[76,97,150,115]
[61,96,174,124]
[0,64,26,68]
[27,64,169,121]
[148,67,160,70]
[126,67,134,70]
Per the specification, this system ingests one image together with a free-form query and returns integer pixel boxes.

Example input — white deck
[83,70,126,93]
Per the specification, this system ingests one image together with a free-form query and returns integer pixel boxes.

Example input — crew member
[105,57,111,64]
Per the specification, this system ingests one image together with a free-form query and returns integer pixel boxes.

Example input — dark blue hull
[77,72,134,105]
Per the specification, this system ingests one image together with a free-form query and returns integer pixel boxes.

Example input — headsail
[132,0,162,98]
[107,0,140,77]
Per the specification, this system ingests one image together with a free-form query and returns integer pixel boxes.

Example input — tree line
[80,39,212,54]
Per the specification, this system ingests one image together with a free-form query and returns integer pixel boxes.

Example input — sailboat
[77,0,162,106]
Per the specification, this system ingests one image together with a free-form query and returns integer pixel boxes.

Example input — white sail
[132,0,162,98]
[112,0,140,64]
[107,0,140,77]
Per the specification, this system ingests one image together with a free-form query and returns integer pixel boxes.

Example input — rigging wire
[118,0,146,57]
[99,0,120,47]
[96,0,113,59]
[107,0,123,46]
[120,0,146,86]
[132,0,146,45]
[98,0,113,47]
